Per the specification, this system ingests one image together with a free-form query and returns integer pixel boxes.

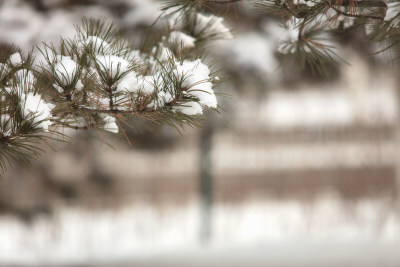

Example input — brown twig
[327,1,385,21]
[275,0,303,19]
[202,0,242,4]
[76,106,154,114]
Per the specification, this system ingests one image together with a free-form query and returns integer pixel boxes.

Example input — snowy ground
[0,195,399,266]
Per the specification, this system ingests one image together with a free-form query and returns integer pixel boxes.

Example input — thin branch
[76,106,155,114]
[331,0,386,8]
[275,0,303,18]
[201,0,242,4]
[327,1,385,21]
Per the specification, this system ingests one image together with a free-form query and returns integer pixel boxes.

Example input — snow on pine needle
[168,31,196,49]
[1,55,54,133]
[194,13,233,40]
[269,17,341,74]
[0,1,231,175]
[32,17,222,136]
[385,2,400,27]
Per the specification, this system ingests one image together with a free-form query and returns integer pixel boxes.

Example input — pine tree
[2,0,400,175]
[252,0,400,73]
[0,4,233,176]
[163,0,400,75]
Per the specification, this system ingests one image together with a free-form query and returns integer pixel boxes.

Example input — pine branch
[0,5,230,176]
[327,1,384,21]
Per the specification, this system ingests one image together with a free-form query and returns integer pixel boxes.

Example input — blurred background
[1,0,400,266]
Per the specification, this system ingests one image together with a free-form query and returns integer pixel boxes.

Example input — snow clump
[194,13,233,39]
[53,56,81,88]
[172,59,217,115]
[22,92,54,131]
[173,101,203,115]
[103,115,118,133]
[95,55,130,78]
[9,52,22,66]
[78,36,110,54]
[168,31,196,48]
[117,73,155,95]
[385,2,400,26]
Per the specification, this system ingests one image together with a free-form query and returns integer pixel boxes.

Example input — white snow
[4,68,53,131]
[173,101,203,115]
[98,96,110,107]
[95,55,130,79]
[152,44,175,62]
[146,89,174,109]
[0,114,11,136]
[275,20,301,54]
[117,73,155,95]
[385,2,400,22]
[267,19,336,56]
[0,196,399,266]
[194,13,233,39]
[125,50,142,62]
[78,36,110,54]
[103,115,118,133]
[53,56,80,87]
[293,0,318,6]
[174,59,217,108]
[9,52,22,66]
[116,72,138,93]
[14,69,36,92]
[138,76,156,94]
[23,92,53,131]
[168,31,196,48]
[158,90,174,105]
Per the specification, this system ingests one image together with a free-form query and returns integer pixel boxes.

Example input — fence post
[199,126,213,244]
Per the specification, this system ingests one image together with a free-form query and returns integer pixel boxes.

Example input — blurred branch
[327,1,385,21]
[202,0,242,4]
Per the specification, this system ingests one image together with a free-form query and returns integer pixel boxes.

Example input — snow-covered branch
[0,3,233,175]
